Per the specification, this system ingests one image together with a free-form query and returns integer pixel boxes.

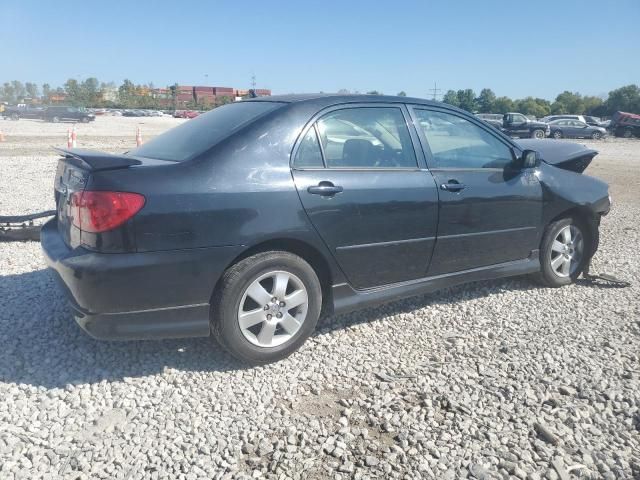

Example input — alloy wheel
[237,270,309,347]
[550,225,584,277]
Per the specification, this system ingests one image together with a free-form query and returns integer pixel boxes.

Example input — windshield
[130,101,283,161]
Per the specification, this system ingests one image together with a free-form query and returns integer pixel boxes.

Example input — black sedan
[41,95,610,364]
[548,119,607,140]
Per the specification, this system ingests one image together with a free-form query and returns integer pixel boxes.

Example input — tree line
[441,85,640,117]
[0,78,233,110]
[2,79,640,117]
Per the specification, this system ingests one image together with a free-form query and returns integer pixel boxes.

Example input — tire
[81,117,89,123]
[623,129,633,139]
[534,217,591,287]
[51,116,60,123]
[591,131,602,140]
[10,113,19,121]
[552,130,563,139]
[211,251,322,364]
[531,129,545,139]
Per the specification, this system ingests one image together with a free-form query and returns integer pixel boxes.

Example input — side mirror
[520,149,540,169]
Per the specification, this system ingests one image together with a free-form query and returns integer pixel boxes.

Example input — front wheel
[531,129,545,139]
[623,129,633,139]
[51,116,60,123]
[552,130,563,139]
[211,251,322,364]
[81,117,89,123]
[534,217,590,287]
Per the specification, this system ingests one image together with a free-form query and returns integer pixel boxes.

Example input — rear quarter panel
[87,103,347,282]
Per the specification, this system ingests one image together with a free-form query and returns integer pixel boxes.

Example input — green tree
[0,82,16,102]
[582,95,603,115]
[64,79,81,105]
[492,96,514,114]
[25,82,39,100]
[551,91,584,114]
[442,90,459,107]
[366,90,382,95]
[456,89,477,112]
[476,88,496,113]
[397,91,407,97]
[514,97,551,118]
[604,84,640,115]
[11,81,26,102]
[118,79,136,107]
[42,83,51,102]
[79,77,100,106]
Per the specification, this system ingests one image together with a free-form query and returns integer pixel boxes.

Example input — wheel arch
[212,237,336,315]
[547,206,600,258]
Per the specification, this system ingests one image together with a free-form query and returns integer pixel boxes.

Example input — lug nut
[279,301,285,307]
[263,305,269,311]
[272,297,278,302]
[276,312,283,319]
[267,314,272,320]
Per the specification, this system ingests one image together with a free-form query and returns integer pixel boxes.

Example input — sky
[1,0,639,101]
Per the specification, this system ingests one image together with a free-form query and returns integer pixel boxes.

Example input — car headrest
[342,139,374,167]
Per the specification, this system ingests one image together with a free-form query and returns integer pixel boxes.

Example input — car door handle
[307,182,344,196]
[440,181,466,192]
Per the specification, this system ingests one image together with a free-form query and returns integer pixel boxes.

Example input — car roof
[246,93,444,108]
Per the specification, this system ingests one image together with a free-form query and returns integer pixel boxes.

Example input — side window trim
[291,103,425,171]
[313,123,327,168]
[407,105,516,171]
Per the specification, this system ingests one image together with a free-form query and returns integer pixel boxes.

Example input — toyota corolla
[41,94,610,364]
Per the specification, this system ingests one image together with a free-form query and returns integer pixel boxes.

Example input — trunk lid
[53,148,151,247]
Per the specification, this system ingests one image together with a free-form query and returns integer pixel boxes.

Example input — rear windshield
[129,101,282,161]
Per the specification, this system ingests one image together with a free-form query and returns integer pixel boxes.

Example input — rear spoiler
[53,147,142,171]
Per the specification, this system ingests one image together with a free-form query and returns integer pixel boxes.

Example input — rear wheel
[51,116,60,123]
[10,113,19,121]
[531,129,545,139]
[591,131,602,140]
[623,129,633,139]
[534,217,590,287]
[552,130,563,139]
[81,117,89,123]
[211,251,322,364]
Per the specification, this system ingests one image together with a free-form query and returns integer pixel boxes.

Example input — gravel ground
[0,117,639,479]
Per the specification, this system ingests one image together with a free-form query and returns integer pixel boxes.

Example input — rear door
[291,104,439,289]
[409,106,543,275]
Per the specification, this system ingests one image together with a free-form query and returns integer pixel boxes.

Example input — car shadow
[0,267,555,389]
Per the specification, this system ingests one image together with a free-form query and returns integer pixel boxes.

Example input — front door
[410,106,543,276]
[291,105,439,289]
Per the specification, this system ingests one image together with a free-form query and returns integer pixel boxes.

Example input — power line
[428,82,442,101]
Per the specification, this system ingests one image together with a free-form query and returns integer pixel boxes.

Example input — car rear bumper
[40,218,243,340]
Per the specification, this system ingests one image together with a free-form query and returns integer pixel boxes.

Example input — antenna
[429,82,442,101]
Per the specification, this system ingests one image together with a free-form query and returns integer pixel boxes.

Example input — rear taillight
[71,191,145,233]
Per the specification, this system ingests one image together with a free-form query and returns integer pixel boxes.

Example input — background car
[44,106,95,123]
[548,119,607,139]
[541,114,587,124]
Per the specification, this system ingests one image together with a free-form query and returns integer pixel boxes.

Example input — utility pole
[251,74,257,90]
[428,82,442,101]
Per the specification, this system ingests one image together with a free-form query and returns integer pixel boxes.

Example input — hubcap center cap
[268,301,281,315]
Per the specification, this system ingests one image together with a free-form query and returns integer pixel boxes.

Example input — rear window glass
[130,101,282,161]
